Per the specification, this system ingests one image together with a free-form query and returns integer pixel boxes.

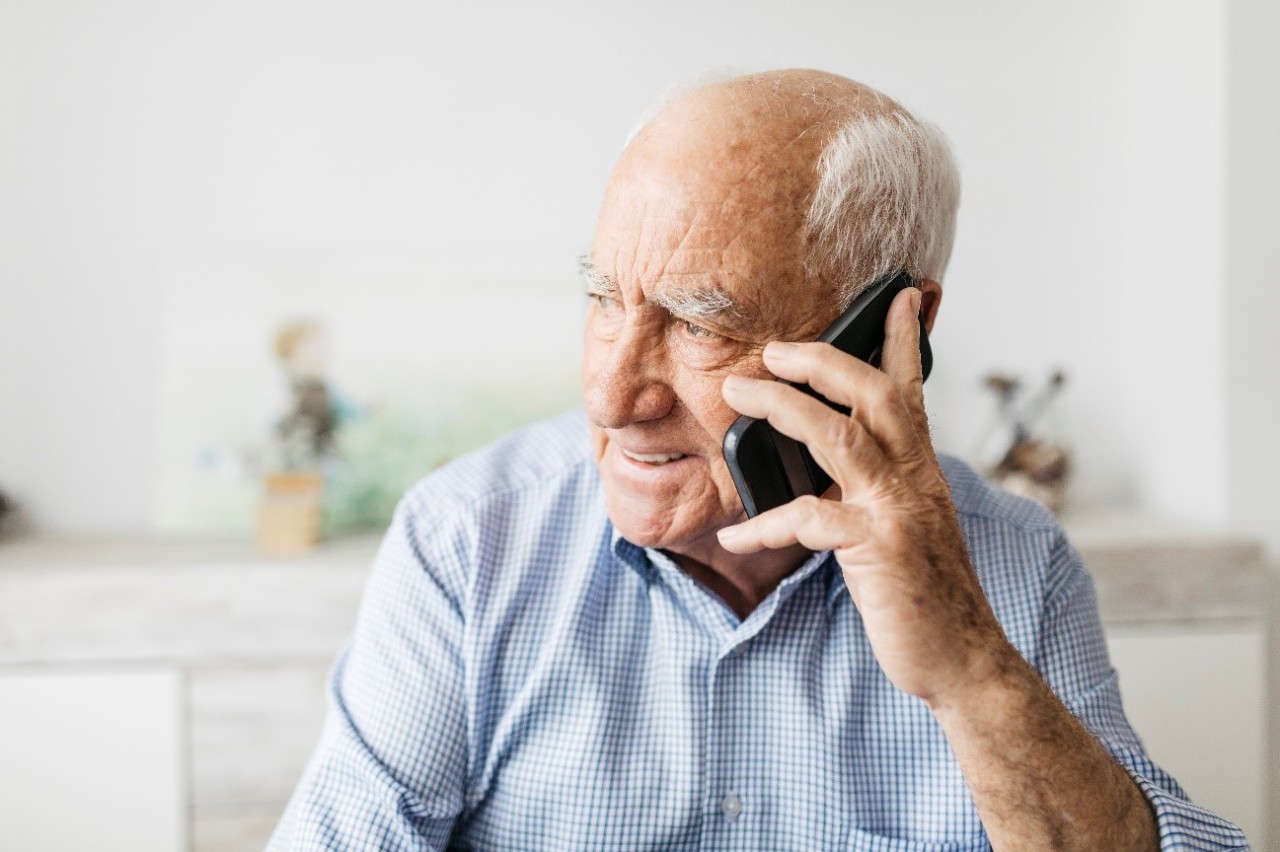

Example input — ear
[916,279,943,334]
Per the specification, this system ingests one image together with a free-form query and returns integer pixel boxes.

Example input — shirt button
[721,792,744,821]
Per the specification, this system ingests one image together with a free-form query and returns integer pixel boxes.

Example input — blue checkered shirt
[269,411,1249,851]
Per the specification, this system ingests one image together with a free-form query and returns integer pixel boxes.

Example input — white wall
[1224,1,1280,843]
[1226,0,1280,559]
[1121,0,1230,525]
[0,0,1275,538]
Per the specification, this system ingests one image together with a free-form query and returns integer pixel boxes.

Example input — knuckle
[867,373,898,406]
[810,341,838,361]
[817,497,848,524]
[900,371,924,398]
[822,415,856,449]
[794,494,839,530]
[792,494,827,521]
[810,342,850,372]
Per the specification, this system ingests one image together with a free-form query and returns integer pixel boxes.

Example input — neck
[667,541,812,620]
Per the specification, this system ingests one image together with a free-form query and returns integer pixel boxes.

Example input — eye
[681,318,721,340]
[589,292,619,308]
[587,292,623,315]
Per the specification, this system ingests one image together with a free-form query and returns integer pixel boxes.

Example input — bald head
[632,69,906,149]
[609,69,960,305]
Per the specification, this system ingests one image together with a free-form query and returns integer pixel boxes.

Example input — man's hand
[717,286,1011,707]
[718,286,1160,850]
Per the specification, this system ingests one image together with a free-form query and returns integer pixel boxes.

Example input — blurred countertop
[0,511,1270,667]
[0,535,380,667]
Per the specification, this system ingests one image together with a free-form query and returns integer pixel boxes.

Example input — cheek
[677,355,772,437]
[674,365,771,508]
[677,375,744,507]
[580,338,598,390]
[678,373,738,437]
[580,332,611,404]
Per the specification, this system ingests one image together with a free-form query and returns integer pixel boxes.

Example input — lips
[620,449,687,465]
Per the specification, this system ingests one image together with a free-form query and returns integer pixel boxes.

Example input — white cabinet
[1108,625,1268,850]
[0,666,186,852]
[0,538,371,852]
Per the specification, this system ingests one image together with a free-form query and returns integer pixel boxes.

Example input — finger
[759,341,918,459]
[880,287,930,438]
[716,494,870,554]
[880,286,923,385]
[721,375,889,491]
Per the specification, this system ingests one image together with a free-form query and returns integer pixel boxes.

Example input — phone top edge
[817,271,914,345]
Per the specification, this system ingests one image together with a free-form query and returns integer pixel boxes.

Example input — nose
[584,323,676,430]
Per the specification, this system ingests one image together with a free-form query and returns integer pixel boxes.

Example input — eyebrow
[578,255,749,328]
[579,256,619,294]
[651,287,746,324]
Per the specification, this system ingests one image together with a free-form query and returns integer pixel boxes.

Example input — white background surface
[1,0,1277,553]
[0,667,186,852]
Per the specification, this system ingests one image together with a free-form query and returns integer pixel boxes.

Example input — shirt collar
[609,523,655,580]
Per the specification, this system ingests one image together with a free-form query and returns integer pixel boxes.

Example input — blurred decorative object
[270,319,338,472]
[0,486,19,539]
[153,255,582,538]
[257,319,340,553]
[976,370,1071,513]
[257,470,325,554]
[322,407,439,537]
[320,389,564,536]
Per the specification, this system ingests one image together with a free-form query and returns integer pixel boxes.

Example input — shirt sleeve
[267,493,471,851]
[1036,531,1251,851]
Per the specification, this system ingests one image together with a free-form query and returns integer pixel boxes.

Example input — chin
[592,431,743,553]
[602,488,735,556]
[604,495,685,550]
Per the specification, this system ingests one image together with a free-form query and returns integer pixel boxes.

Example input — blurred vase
[990,435,1072,513]
[257,471,324,554]
[977,370,1072,514]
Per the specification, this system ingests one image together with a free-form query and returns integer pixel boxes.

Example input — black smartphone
[722,271,931,518]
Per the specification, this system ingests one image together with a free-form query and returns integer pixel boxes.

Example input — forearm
[930,645,1158,852]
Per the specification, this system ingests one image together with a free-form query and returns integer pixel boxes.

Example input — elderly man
[270,70,1247,850]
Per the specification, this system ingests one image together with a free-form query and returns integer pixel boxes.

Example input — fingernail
[717,525,743,542]
[764,341,798,360]
[722,374,753,393]
[911,288,923,312]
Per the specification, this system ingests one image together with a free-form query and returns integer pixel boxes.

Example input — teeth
[623,450,686,464]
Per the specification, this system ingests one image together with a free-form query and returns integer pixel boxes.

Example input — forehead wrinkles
[620,189,807,275]
[594,129,816,311]
[594,206,807,329]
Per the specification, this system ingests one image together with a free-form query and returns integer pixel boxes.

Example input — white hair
[807,111,961,306]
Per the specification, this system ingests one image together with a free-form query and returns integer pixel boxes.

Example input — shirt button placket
[700,642,749,846]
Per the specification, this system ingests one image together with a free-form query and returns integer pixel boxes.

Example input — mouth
[620,448,688,465]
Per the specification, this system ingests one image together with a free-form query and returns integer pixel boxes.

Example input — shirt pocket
[844,826,988,852]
